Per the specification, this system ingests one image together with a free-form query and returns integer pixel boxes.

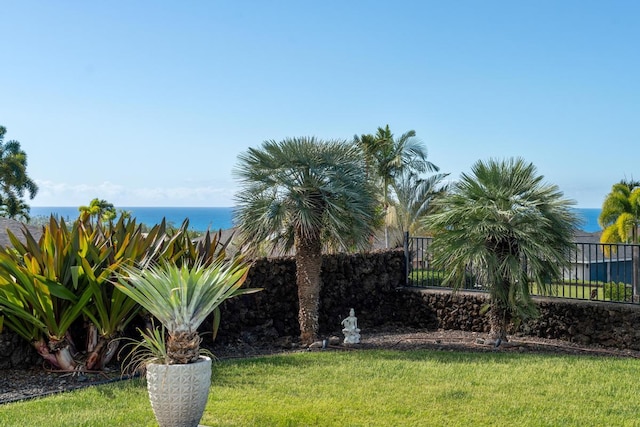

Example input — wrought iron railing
[403,233,640,304]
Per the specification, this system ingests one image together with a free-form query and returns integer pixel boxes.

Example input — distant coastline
[29,206,602,234]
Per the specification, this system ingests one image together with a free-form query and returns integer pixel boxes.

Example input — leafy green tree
[423,158,578,343]
[234,137,377,344]
[0,126,38,220]
[599,180,640,244]
[354,125,438,247]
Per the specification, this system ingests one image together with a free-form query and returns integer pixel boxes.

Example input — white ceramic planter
[146,356,212,427]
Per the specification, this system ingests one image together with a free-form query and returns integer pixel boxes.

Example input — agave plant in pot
[115,256,258,427]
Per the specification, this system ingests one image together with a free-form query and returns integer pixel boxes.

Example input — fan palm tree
[0,126,38,220]
[354,125,438,248]
[234,137,377,344]
[423,158,579,343]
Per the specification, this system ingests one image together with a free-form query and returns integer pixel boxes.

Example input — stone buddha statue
[341,308,361,344]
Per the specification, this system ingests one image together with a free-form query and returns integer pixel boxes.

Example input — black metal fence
[403,233,640,304]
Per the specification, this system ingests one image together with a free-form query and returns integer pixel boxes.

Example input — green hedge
[603,281,633,302]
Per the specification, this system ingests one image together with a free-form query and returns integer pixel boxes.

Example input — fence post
[404,231,410,287]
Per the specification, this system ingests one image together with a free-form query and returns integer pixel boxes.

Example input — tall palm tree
[599,181,640,244]
[423,158,578,343]
[354,125,438,248]
[388,169,449,243]
[0,126,38,220]
[234,137,377,344]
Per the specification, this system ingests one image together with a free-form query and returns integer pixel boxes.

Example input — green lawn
[2,350,639,426]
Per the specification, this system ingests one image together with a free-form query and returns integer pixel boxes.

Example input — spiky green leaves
[116,258,258,363]
[423,157,579,323]
[234,137,378,255]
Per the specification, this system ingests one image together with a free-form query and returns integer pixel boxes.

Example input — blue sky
[1,1,638,208]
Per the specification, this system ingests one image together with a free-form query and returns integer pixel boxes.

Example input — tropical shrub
[0,215,229,371]
[116,257,258,367]
[603,281,632,302]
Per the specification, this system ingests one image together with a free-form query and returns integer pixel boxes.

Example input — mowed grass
[2,349,640,426]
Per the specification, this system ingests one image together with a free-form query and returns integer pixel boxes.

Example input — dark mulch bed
[3,327,640,405]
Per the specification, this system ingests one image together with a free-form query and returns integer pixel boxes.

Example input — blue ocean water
[574,208,601,233]
[29,206,235,232]
[29,206,603,233]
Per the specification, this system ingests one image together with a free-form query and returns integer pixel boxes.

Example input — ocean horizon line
[29,206,604,234]
[28,205,606,209]
[30,205,235,209]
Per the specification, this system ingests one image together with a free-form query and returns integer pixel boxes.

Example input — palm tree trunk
[384,186,390,249]
[488,297,510,344]
[633,246,640,302]
[384,225,389,249]
[295,231,323,345]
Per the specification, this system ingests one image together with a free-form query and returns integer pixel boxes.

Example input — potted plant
[115,256,258,427]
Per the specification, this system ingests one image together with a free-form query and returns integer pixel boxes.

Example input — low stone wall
[214,254,640,351]
[3,249,640,368]
[212,250,407,345]
[387,288,640,350]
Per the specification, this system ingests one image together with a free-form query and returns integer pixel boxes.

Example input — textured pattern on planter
[147,356,212,427]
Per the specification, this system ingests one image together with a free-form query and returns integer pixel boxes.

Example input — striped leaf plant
[116,253,259,367]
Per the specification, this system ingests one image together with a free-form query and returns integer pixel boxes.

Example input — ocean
[29,206,603,233]
[575,208,601,233]
[29,206,236,232]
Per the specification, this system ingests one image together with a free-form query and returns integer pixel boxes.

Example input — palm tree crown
[423,158,578,341]
[389,169,449,240]
[79,198,117,226]
[234,137,377,255]
[234,137,377,344]
[599,181,640,244]
[354,125,439,247]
